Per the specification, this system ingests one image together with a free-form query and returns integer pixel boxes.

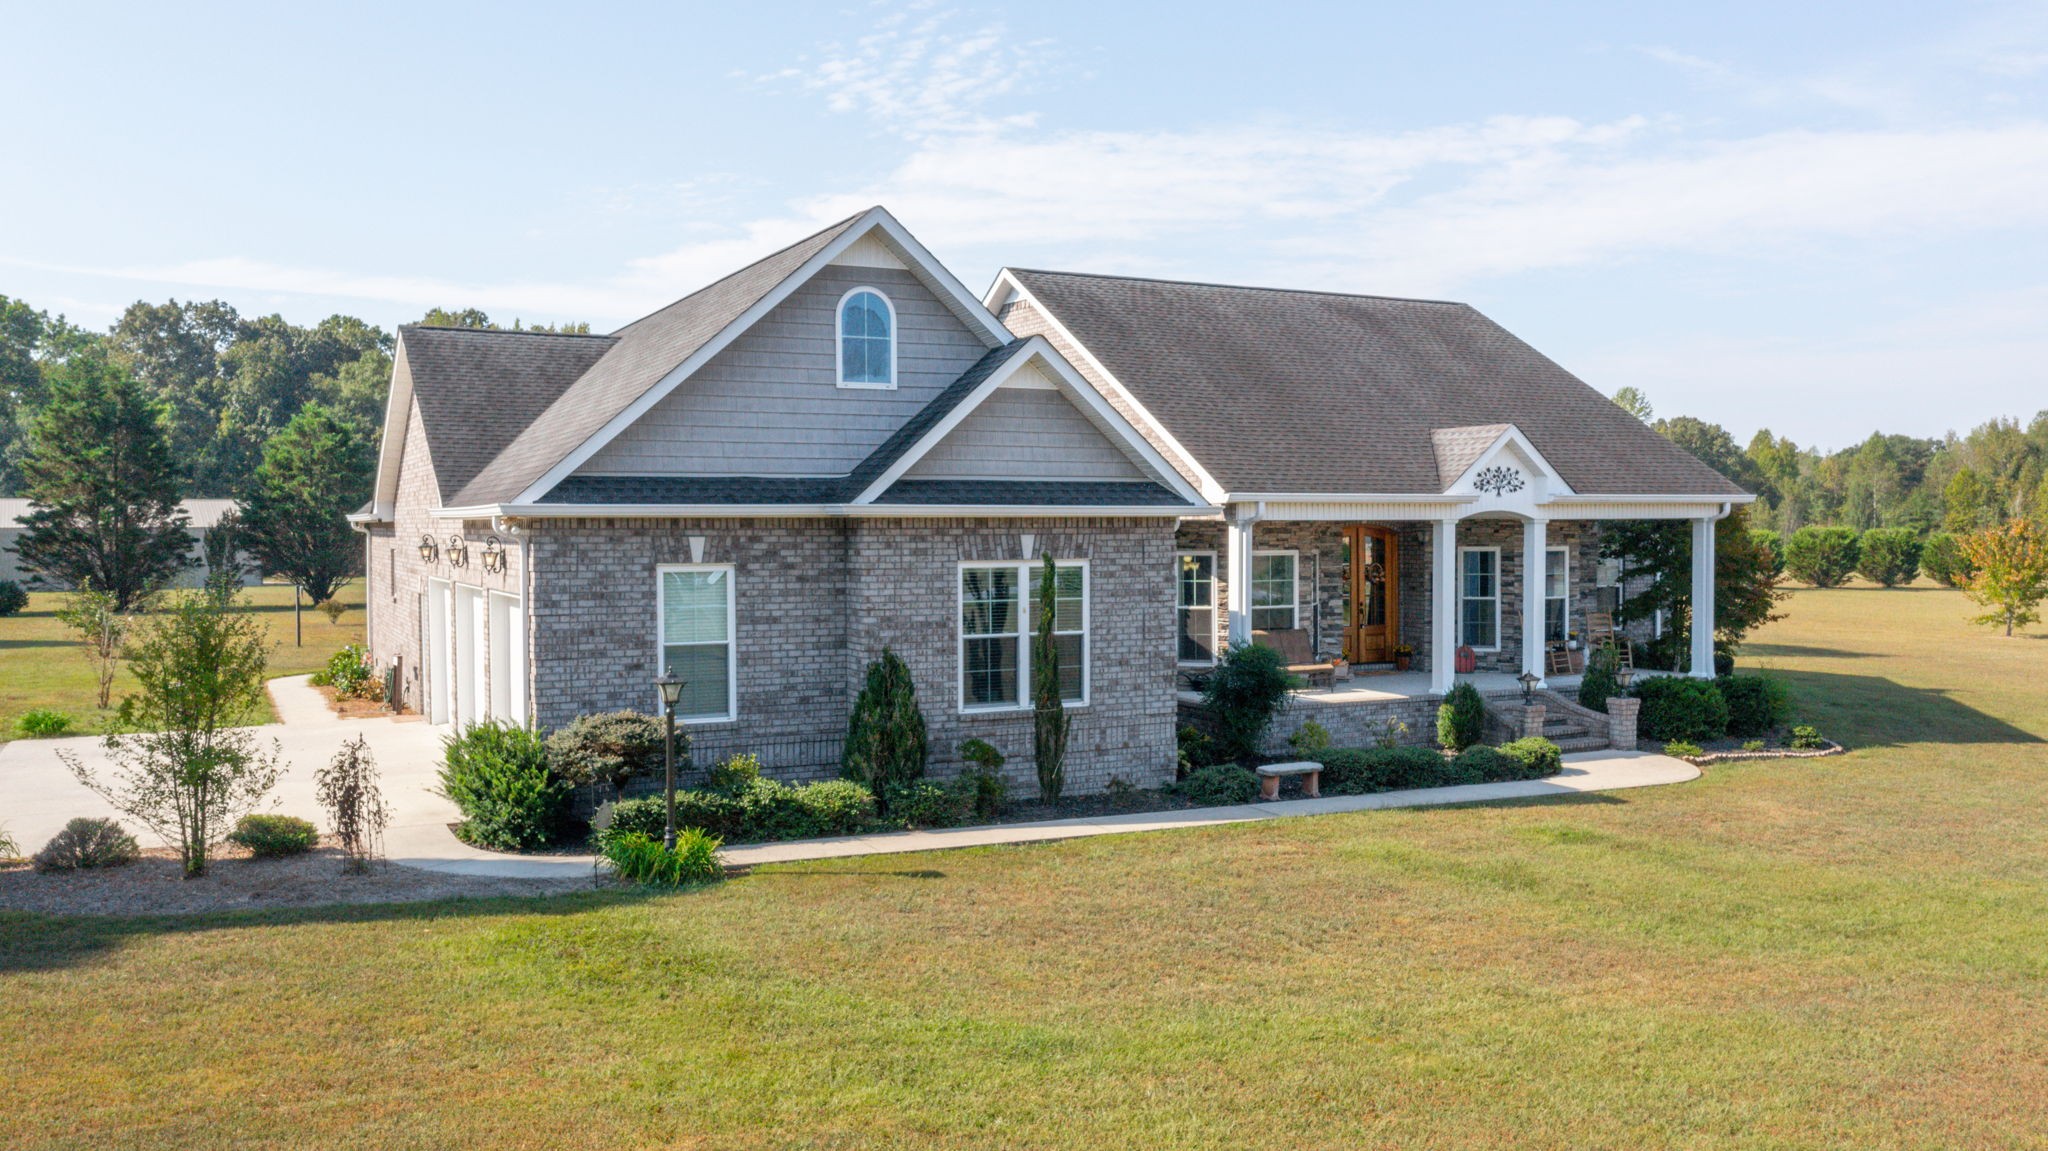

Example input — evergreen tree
[1032,554,1070,803]
[14,349,190,609]
[240,403,374,611]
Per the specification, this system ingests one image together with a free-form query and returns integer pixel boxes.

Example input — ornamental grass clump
[601,829,722,887]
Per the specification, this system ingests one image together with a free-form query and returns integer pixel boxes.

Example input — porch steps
[1536,691,1609,753]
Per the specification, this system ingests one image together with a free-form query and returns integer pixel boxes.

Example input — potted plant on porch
[1392,643,1414,672]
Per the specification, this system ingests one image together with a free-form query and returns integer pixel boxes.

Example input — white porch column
[1225,508,1256,648]
[1522,516,1549,685]
[1690,515,1717,678]
[1431,517,1458,695]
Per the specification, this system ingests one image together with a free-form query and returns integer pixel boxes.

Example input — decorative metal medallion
[1473,465,1526,496]
[481,535,506,574]
[445,535,470,568]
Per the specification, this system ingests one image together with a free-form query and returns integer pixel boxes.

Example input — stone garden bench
[1255,760,1322,801]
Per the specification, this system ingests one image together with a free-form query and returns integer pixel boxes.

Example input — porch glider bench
[1251,629,1338,689]
[1256,761,1323,801]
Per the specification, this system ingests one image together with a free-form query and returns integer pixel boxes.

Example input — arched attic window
[837,287,895,388]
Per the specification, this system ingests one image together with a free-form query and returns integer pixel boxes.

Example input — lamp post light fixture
[655,667,687,851]
[417,534,439,564]
[1614,664,1636,694]
[1517,670,1541,704]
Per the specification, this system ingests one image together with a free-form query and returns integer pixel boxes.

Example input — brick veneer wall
[524,514,1181,794]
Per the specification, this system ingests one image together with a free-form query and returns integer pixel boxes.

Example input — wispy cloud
[766,6,1050,138]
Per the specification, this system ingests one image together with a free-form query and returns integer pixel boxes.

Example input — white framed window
[836,287,895,389]
[656,564,737,723]
[1458,547,1500,650]
[959,560,1088,712]
[1176,552,1217,664]
[1250,550,1297,631]
[1545,546,1570,644]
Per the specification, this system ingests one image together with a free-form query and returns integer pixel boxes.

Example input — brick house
[355,206,1749,790]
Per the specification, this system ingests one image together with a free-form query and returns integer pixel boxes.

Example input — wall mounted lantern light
[417,534,439,563]
[446,535,470,568]
[481,535,506,574]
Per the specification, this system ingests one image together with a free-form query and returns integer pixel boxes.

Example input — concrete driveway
[0,676,595,877]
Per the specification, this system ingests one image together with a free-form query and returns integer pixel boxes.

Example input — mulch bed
[0,843,594,918]
[312,683,395,720]
[1660,737,1847,766]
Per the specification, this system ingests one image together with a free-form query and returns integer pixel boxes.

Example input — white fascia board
[1445,424,1577,497]
[1546,493,1756,505]
[868,214,1011,346]
[433,502,1214,520]
[368,338,413,519]
[510,207,992,506]
[1226,491,1480,504]
[983,269,1228,504]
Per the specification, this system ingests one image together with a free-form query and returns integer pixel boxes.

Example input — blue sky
[5,1,2046,448]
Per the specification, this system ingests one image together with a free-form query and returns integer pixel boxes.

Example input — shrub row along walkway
[2,676,1698,881]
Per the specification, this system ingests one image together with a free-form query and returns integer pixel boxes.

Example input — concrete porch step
[1552,736,1611,753]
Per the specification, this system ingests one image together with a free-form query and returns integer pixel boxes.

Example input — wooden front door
[1345,525,1400,664]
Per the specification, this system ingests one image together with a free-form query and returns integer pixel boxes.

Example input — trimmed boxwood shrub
[546,711,670,794]
[886,781,971,829]
[1717,674,1789,738]
[33,817,139,872]
[1178,764,1260,806]
[439,721,569,850]
[1632,677,1729,742]
[1497,737,1563,780]
[1437,682,1486,751]
[601,778,879,846]
[1445,746,1509,785]
[1316,746,1452,794]
[227,814,319,858]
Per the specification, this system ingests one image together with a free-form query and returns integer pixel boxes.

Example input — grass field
[0,581,365,741]
[5,582,2047,1149]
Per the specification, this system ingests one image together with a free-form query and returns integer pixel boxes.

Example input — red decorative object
[1454,645,1478,674]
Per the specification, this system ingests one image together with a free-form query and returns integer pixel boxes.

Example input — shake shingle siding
[902,386,1149,483]
[576,265,995,478]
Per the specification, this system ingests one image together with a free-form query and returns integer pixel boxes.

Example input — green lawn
[6,582,2048,1149]
[0,581,365,741]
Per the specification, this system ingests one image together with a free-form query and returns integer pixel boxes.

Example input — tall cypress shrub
[842,647,928,812]
[1032,555,1070,803]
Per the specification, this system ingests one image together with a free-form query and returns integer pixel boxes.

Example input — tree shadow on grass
[1775,668,2045,749]
[1743,642,1878,660]
[0,884,669,975]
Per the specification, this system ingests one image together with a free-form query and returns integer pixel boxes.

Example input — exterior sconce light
[417,534,439,563]
[481,535,506,574]
[446,535,470,568]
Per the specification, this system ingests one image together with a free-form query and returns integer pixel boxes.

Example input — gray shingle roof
[445,210,870,507]
[1006,269,1746,498]
[398,326,619,503]
[538,476,845,505]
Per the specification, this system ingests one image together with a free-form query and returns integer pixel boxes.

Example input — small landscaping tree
[1031,554,1070,803]
[439,721,565,850]
[842,647,928,813]
[56,581,131,710]
[316,734,391,874]
[1857,528,1922,588]
[1437,681,1485,751]
[61,580,282,877]
[1749,529,1785,579]
[1577,643,1621,713]
[1959,521,2048,637]
[545,711,671,800]
[1920,532,1975,589]
[1202,642,1292,762]
[1783,526,1861,588]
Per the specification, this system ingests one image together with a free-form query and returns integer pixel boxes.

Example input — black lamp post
[1518,670,1541,704]
[655,667,686,851]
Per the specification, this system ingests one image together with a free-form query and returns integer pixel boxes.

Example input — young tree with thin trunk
[56,582,133,710]
[1032,555,1069,803]
[1959,521,2048,637]
[62,579,281,877]
[14,348,190,609]
[240,403,374,644]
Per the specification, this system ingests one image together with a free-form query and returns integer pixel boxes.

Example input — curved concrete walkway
[1,676,1699,879]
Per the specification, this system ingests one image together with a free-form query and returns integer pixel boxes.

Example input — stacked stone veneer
[522,515,1180,795]
[1172,518,1607,676]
